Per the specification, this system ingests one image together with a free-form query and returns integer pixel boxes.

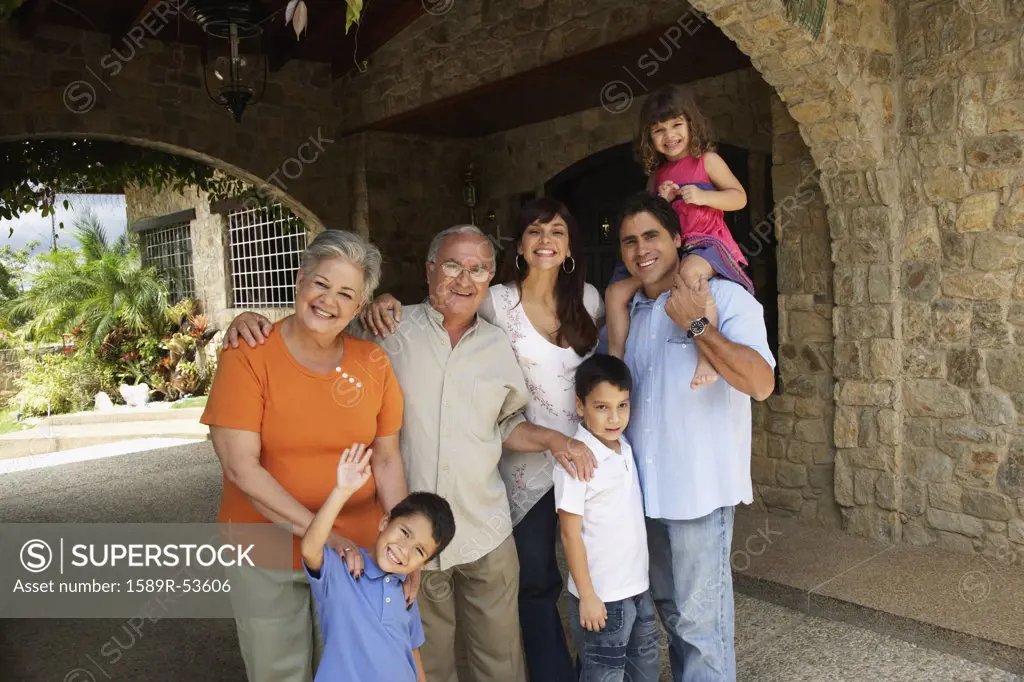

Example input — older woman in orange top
[201,229,408,682]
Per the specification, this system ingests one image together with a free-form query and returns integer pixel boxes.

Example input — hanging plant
[0,138,252,230]
[285,0,365,40]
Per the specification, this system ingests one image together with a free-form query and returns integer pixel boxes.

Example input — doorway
[545,141,780,372]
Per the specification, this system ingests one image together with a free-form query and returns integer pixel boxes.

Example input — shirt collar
[358,548,407,583]
[424,299,480,335]
[629,287,670,313]
[573,424,629,464]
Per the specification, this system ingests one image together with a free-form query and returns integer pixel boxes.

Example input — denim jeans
[567,591,661,682]
[512,488,575,682]
[647,507,736,682]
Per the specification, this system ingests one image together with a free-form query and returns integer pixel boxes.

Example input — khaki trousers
[418,535,527,682]
[227,566,325,682]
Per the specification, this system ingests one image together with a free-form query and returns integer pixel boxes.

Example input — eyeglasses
[437,260,493,283]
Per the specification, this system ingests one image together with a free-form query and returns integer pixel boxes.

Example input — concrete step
[732,507,1024,674]
[0,419,209,459]
[36,406,205,426]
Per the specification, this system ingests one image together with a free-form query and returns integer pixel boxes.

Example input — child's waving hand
[336,443,373,494]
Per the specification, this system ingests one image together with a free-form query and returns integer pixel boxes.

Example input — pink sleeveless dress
[654,154,753,293]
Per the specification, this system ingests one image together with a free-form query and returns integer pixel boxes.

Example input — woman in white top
[361,198,604,682]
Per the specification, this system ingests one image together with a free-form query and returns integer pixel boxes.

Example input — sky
[0,194,128,254]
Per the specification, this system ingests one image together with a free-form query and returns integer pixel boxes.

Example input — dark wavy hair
[636,85,715,176]
[389,492,456,561]
[497,197,598,356]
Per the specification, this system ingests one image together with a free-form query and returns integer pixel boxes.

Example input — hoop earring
[562,256,576,274]
[515,254,525,272]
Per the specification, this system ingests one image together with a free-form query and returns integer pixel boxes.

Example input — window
[227,203,307,308]
[142,221,195,303]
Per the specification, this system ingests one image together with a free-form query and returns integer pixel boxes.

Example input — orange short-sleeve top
[201,321,403,569]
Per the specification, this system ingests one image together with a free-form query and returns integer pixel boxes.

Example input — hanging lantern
[186,0,268,123]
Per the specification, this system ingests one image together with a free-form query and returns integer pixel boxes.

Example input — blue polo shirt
[624,278,775,521]
[303,546,425,682]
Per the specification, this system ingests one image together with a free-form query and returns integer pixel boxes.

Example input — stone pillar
[751,97,840,527]
[190,206,232,331]
[826,154,905,544]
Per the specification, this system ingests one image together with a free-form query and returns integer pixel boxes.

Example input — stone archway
[0,131,329,232]
[686,0,905,541]
[0,20,356,235]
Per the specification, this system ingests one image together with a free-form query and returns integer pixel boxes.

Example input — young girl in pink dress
[606,85,754,389]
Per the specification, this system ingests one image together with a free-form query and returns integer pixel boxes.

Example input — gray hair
[300,230,382,303]
[426,224,495,266]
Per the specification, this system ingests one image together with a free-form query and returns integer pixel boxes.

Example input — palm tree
[8,209,171,348]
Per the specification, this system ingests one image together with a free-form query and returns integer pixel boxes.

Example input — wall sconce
[462,163,479,225]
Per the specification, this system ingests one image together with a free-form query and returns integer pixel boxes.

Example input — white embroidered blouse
[478,281,605,525]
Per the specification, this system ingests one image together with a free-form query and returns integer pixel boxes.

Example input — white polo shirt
[553,425,649,603]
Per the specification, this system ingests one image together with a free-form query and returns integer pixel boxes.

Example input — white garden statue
[119,383,150,408]
[94,391,114,411]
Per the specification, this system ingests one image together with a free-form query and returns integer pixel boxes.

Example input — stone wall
[353,133,475,303]
[892,0,1024,562]
[751,99,840,527]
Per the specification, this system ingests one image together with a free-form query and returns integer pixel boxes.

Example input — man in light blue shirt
[617,192,776,682]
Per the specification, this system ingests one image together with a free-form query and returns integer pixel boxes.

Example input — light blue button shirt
[623,278,776,521]
[304,547,425,682]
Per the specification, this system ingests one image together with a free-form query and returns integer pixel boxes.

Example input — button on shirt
[350,303,528,570]
[303,547,425,682]
[553,425,649,603]
[624,279,776,521]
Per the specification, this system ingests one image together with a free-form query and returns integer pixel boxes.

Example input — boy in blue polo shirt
[301,443,456,682]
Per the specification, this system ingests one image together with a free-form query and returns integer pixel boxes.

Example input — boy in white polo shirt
[555,353,661,682]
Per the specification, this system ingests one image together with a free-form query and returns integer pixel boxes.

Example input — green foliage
[8,209,172,347]
[11,350,117,416]
[0,139,250,228]
[345,0,363,32]
[0,241,40,301]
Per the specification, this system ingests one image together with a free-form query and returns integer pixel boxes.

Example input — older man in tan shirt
[225,225,594,682]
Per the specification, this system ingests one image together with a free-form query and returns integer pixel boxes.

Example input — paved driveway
[1,443,1017,682]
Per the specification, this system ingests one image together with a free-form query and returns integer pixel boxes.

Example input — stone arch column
[688,0,905,540]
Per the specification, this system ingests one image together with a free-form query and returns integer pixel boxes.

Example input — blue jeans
[567,591,661,682]
[647,507,736,682]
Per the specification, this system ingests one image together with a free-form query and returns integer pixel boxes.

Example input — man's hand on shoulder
[223,312,274,349]
[359,294,402,337]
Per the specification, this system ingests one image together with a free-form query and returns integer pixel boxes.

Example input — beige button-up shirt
[350,302,528,570]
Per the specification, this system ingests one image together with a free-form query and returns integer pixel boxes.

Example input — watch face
[690,317,707,336]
